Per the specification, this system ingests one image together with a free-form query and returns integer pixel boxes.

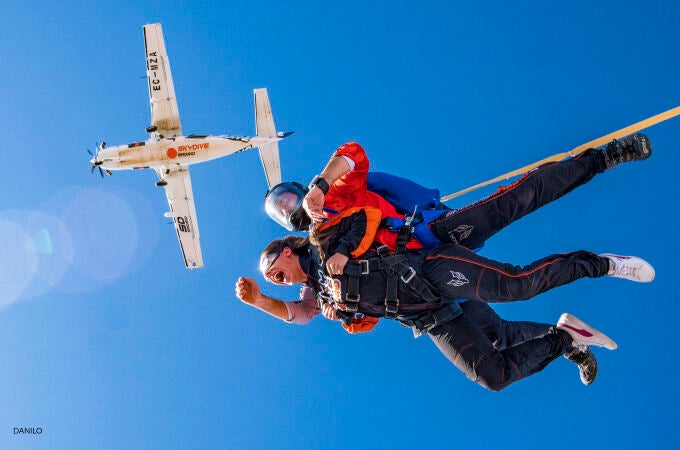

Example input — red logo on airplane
[167,147,178,159]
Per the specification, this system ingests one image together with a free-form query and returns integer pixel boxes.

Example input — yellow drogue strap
[441,106,680,202]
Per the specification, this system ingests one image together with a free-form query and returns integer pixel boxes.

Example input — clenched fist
[235,277,261,305]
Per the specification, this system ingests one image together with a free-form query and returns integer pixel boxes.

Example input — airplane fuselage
[90,23,287,269]
[96,134,281,171]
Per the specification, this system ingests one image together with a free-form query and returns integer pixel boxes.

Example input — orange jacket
[324,142,422,251]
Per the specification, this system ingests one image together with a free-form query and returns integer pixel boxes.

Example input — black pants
[421,150,606,389]
[419,148,610,302]
[429,148,607,249]
[421,245,609,302]
[428,300,571,391]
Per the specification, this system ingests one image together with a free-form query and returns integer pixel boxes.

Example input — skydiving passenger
[236,274,600,387]
[236,224,651,390]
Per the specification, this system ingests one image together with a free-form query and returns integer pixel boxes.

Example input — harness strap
[376,244,400,318]
[391,261,440,303]
[376,244,440,303]
[384,267,399,319]
[343,254,408,276]
[402,303,463,338]
[394,223,412,255]
[345,271,361,313]
[381,213,424,232]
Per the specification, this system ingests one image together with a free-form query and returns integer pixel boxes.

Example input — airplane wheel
[146,125,158,133]
[156,180,168,187]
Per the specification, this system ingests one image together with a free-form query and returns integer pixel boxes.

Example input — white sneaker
[557,313,618,350]
[600,253,655,282]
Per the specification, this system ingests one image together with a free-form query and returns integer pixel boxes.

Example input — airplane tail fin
[254,88,292,188]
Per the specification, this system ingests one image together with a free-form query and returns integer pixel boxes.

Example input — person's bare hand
[302,186,326,223]
[321,302,338,321]
[326,253,349,276]
[235,277,261,305]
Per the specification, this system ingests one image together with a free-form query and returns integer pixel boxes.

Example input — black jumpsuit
[307,148,610,390]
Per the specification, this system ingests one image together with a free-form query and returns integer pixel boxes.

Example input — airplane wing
[155,166,203,269]
[143,23,182,137]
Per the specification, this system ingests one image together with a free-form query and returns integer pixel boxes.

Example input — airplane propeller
[88,142,111,177]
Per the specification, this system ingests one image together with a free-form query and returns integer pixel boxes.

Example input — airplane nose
[98,149,116,161]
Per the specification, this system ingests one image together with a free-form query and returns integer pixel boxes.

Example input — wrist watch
[309,176,330,194]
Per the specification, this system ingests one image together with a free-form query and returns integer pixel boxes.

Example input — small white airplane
[90,23,290,269]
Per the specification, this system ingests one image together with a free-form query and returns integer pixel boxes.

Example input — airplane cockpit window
[223,135,251,142]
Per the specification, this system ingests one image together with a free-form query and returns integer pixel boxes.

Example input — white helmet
[264,182,312,231]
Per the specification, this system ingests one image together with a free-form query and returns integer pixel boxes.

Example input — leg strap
[404,303,464,337]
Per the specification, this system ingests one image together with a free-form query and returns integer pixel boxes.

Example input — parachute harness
[342,207,440,320]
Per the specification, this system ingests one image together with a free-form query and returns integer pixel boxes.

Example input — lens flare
[0,219,38,308]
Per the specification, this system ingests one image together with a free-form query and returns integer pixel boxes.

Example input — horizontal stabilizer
[254,88,277,138]
[254,88,282,188]
[258,142,282,188]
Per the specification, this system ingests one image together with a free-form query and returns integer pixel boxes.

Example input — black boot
[602,133,652,169]
[565,347,598,385]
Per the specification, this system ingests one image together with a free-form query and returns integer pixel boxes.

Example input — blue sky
[1,1,679,449]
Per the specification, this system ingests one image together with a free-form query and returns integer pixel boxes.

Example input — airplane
[89,23,290,269]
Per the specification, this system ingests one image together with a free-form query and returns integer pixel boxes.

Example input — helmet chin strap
[290,208,312,231]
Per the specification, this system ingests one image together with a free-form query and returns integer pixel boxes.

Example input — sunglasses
[260,249,286,284]
[262,252,282,272]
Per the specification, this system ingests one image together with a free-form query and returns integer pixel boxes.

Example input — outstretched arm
[237,276,378,333]
[235,277,320,324]
[235,277,294,321]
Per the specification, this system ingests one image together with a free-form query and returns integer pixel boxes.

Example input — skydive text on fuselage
[177,143,208,157]
[179,143,209,151]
